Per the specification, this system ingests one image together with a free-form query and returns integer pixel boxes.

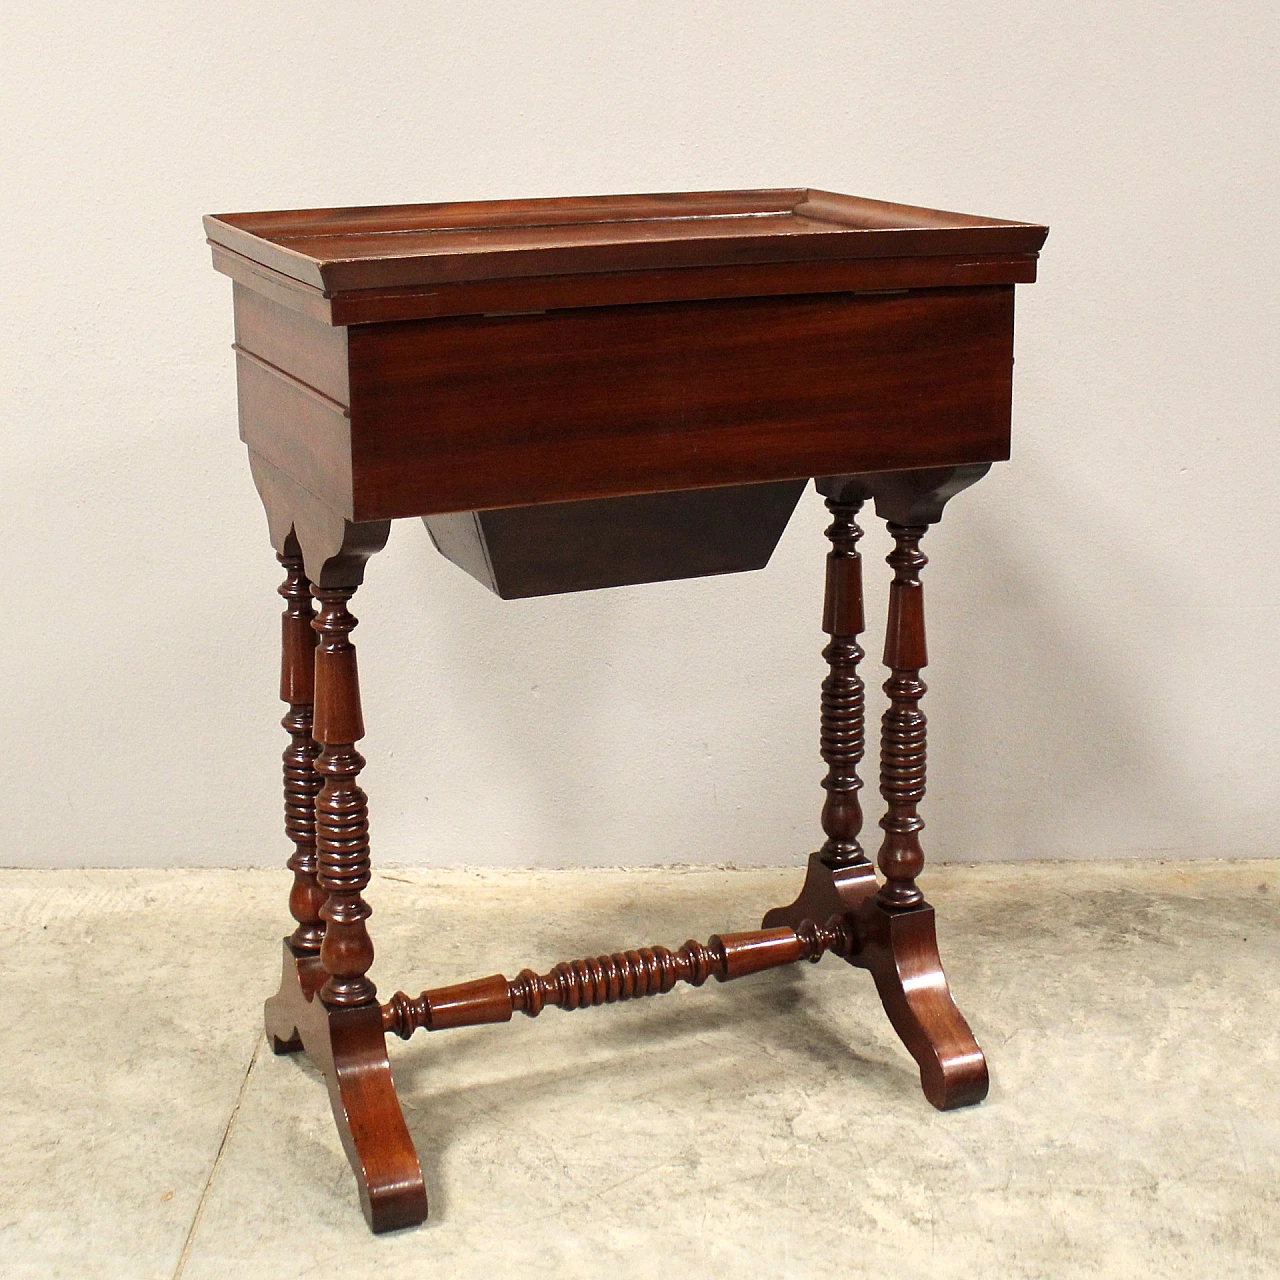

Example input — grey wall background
[3,2,1276,868]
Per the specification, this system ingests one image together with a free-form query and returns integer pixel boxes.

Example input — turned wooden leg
[819,495,871,871]
[263,548,426,1233]
[254,497,416,1231]
[853,468,991,1110]
[875,522,929,909]
[311,585,378,1009]
[764,479,879,931]
[264,540,325,1057]
[297,580,428,1230]
[279,540,326,957]
[859,516,988,1107]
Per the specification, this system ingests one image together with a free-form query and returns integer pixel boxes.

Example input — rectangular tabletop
[207,188,1047,324]
[209,188,1046,521]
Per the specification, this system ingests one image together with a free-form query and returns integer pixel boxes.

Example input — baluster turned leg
[299,581,427,1231]
[254,503,420,1232]
[854,467,992,1110]
[311,586,377,1008]
[278,544,326,954]
[763,468,992,1111]
[876,523,930,908]
[763,479,880,932]
[266,540,326,1057]
[819,497,871,870]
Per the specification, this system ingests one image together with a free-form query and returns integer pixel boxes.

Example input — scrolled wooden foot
[765,470,991,1111]
[762,877,987,1110]
[761,851,878,933]
[854,898,988,1109]
[264,954,307,1057]
[264,941,428,1232]
[857,471,988,1108]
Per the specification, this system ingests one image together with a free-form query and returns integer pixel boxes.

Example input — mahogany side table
[204,188,1047,1232]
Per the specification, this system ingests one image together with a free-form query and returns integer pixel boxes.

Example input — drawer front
[346,286,1015,520]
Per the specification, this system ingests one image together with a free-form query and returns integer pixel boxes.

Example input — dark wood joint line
[232,344,352,418]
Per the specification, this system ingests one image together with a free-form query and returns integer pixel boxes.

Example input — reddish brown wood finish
[858,898,989,1109]
[264,943,427,1232]
[764,464,992,1109]
[311,586,377,1008]
[235,285,1016,521]
[233,283,349,401]
[248,452,389,589]
[277,543,324,953]
[206,188,1046,309]
[382,922,852,1039]
[213,242,1040,326]
[817,490,873,869]
[763,855,988,1111]
[876,523,931,910]
[212,190,1043,1232]
[868,461,990,914]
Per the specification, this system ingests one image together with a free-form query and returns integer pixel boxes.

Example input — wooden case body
[212,189,1045,595]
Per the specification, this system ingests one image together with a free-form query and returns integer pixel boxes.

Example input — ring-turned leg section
[309,579,427,1230]
[261,523,426,1233]
[765,480,880,931]
[265,537,327,1055]
[855,469,991,1109]
[765,469,992,1110]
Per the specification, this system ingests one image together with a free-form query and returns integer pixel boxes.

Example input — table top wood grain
[206,188,1048,325]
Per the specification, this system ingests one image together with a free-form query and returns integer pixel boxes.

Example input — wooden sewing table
[204,188,1047,1232]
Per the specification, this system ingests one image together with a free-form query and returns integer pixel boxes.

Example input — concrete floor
[2,862,1277,1279]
